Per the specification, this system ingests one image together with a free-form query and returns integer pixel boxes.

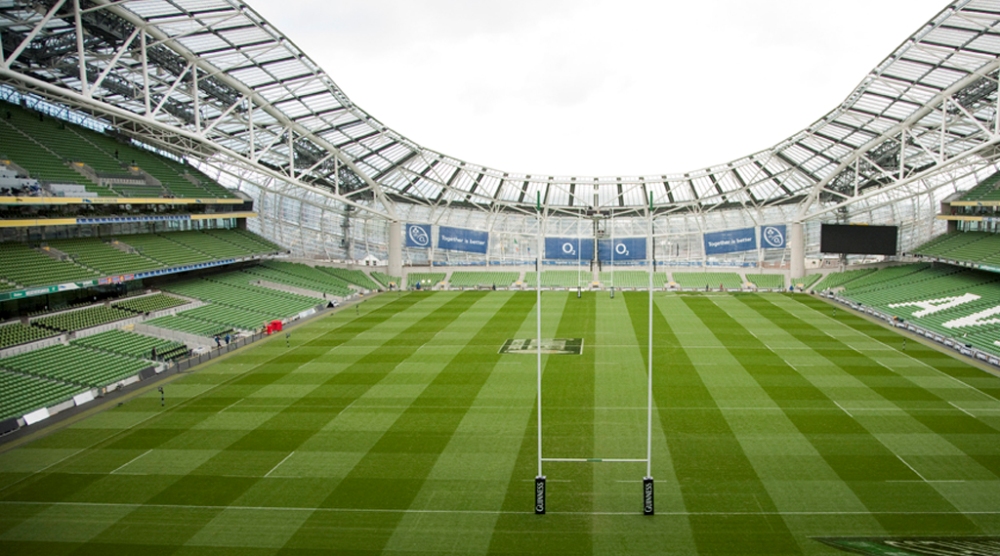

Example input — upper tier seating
[912,232,1000,266]
[958,171,1000,202]
[47,238,163,275]
[1,99,234,198]
[0,243,99,287]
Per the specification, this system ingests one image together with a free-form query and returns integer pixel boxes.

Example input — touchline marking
[110,449,152,474]
[5,500,1000,517]
[263,451,295,478]
[896,455,928,482]
[949,401,976,418]
[832,401,854,418]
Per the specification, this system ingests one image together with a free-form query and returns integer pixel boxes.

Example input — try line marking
[4,500,1000,517]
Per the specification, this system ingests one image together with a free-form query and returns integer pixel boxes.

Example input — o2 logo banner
[406,224,431,248]
[761,225,786,249]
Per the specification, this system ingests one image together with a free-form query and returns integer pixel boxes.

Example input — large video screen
[820,224,898,255]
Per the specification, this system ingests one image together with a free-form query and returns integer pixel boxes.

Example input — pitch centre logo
[762,226,785,248]
[408,225,430,247]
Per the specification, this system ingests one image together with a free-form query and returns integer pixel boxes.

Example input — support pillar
[388,221,402,279]
[789,222,804,282]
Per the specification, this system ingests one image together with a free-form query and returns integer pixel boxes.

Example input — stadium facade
[1,0,999,277]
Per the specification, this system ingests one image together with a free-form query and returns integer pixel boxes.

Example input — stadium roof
[1,0,999,220]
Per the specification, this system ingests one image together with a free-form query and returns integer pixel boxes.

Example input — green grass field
[2,291,1000,555]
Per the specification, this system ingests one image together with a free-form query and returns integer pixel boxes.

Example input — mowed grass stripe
[109,292,483,550]
[773,295,1000,433]
[0,294,432,519]
[786,294,1000,406]
[730,294,986,536]
[281,292,535,554]
[0,292,479,552]
[488,292,598,555]
[628,292,804,556]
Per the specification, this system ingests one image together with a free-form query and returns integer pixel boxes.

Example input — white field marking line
[521,479,571,483]
[797,298,1000,405]
[541,458,647,463]
[0,406,167,496]
[896,454,929,482]
[949,401,976,418]
[217,399,243,413]
[833,401,854,418]
[263,451,296,478]
[5,500,1000,517]
[0,322,347,495]
[110,449,152,474]
[886,480,966,483]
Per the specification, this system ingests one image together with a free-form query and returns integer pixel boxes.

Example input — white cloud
[248,0,948,176]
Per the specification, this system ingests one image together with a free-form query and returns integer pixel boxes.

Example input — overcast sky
[248,0,947,177]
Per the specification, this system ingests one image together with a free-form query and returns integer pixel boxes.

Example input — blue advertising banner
[405,224,432,249]
[598,238,646,261]
[438,226,489,254]
[545,238,594,260]
[704,228,756,255]
[760,225,787,249]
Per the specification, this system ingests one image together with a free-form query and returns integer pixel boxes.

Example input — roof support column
[73,0,88,97]
[388,221,402,281]
[789,222,804,282]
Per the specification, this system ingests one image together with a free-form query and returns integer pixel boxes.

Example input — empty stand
[0,322,59,350]
[448,271,519,288]
[672,272,743,289]
[746,274,784,289]
[0,344,149,388]
[71,329,188,360]
[47,238,163,275]
[31,305,132,333]
[0,243,99,287]
[406,273,446,288]
[599,270,667,288]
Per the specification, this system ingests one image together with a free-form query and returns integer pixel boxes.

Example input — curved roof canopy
[1,0,999,220]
